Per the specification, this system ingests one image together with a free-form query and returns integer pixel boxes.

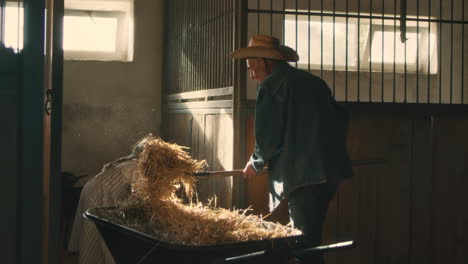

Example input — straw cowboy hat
[230,35,299,62]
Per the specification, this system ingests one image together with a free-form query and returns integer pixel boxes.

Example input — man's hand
[243,162,258,179]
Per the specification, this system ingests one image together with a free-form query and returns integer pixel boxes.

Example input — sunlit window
[63,9,133,61]
[64,14,118,52]
[285,16,358,70]
[284,11,438,74]
[1,0,133,61]
[2,4,24,52]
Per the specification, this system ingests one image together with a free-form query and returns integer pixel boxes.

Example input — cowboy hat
[230,35,299,62]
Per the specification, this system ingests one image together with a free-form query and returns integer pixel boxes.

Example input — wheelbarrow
[84,207,354,264]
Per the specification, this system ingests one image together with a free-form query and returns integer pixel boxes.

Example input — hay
[120,136,301,246]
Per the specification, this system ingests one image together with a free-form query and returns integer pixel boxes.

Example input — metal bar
[226,0,230,87]
[308,0,311,72]
[345,0,348,101]
[224,0,228,88]
[450,0,453,103]
[229,0,234,86]
[177,0,182,93]
[185,0,189,92]
[333,0,336,95]
[0,0,5,44]
[370,0,373,102]
[382,0,385,103]
[178,0,182,92]
[257,0,260,34]
[282,0,285,43]
[404,35,407,103]
[171,0,176,90]
[463,0,465,104]
[168,1,172,93]
[270,0,273,35]
[189,0,194,91]
[439,0,442,103]
[321,0,323,77]
[393,0,396,102]
[198,0,203,91]
[216,0,220,89]
[401,0,407,42]
[210,0,214,89]
[428,0,431,103]
[295,0,298,68]
[205,0,210,90]
[197,0,202,90]
[417,0,420,103]
[403,0,407,102]
[174,1,178,93]
[358,0,361,101]
[247,9,468,24]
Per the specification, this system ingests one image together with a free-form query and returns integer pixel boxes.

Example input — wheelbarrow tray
[84,207,303,264]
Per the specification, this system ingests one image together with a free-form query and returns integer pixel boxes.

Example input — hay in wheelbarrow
[115,136,301,246]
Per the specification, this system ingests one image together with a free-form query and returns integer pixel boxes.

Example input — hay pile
[120,136,301,246]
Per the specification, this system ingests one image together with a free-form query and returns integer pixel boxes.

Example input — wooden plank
[197,114,212,204]
[217,114,234,209]
[205,114,216,204]
[210,114,224,207]
[190,115,201,160]
[334,176,360,263]
[431,116,468,264]
[409,116,433,264]
[330,114,380,264]
[0,94,18,264]
[323,189,338,264]
[453,118,468,264]
[375,117,412,264]
[432,116,456,264]
[356,165,378,264]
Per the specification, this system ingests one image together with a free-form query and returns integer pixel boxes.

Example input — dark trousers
[288,184,339,264]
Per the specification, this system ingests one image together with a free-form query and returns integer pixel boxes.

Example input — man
[231,35,352,263]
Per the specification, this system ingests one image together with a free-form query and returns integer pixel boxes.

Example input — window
[2,2,24,52]
[284,11,438,74]
[1,0,133,61]
[285,15,359,71]
[64,0,134,61]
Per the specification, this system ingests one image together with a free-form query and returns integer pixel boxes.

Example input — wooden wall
[244,105,468,264]
[165,112,234,209]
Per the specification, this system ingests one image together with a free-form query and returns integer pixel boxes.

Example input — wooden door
[0,1,62,263]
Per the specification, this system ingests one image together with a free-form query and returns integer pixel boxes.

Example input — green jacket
[250,61,352,209]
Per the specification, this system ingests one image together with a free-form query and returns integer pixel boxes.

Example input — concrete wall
[62,0,164,178]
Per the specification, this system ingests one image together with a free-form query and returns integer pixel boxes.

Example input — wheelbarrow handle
[223,240,355,263]
[292,240,355,257]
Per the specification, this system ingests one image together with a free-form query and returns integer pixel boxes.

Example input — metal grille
[164,0,234,95]
[247,0,468,104]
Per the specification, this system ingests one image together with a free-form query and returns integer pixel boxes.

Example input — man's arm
[247,82,288,174]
